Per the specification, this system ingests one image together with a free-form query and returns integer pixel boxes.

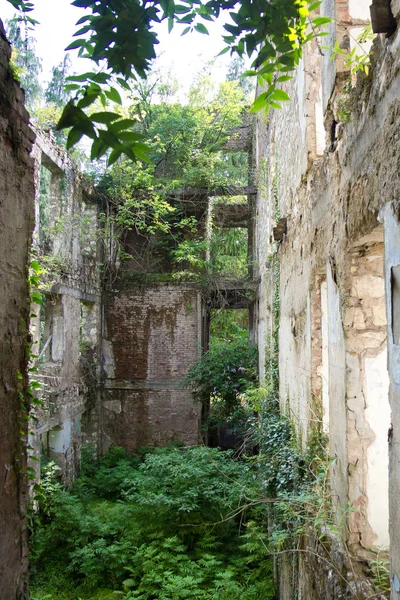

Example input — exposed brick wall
[102,284,202,450]
[0,22,35,599]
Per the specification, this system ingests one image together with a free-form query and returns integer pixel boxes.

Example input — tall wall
[30,131,102,483]
[254,3,400,598]
[102,284,202,450]
[0,23,35,599]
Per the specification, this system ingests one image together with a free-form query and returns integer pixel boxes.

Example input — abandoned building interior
[1,0,400,595]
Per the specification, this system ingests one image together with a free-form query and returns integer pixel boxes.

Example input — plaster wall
[382,204,400,599]
[254,15,400,598]
[344,237,389,552]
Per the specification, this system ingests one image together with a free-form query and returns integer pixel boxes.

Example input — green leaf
[64,84,81,92]
[117,77,131,91]
[107,147,123,166]
[90,136,108,161]
[175,4,191,13]
[242,69,258,77]
[91,112,121,124]
[271,89,290,101]
[71,0,93,7]
[65,38,87,51]
[132,142,151,163]
[217,46,230,56]
[77,93,100,109]
[194,23,209,35]
[250,92,269,112]
[30,260,41,273]
[66,126,84,150]
[312,16,332,26]
[111,118,138,132]
[105,87,122,104]
[117,131,147,143]
[307,1,322,10]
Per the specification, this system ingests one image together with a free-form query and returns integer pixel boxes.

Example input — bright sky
[0,0,236,96]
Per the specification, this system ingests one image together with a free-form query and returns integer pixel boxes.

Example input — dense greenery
[96,75,250,280]
[185,338,258,426]
[7,17,42,110]
[7,0,331,161]
[31,445,275,600]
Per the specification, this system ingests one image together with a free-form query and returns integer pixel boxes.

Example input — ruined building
[252,0,400,595]
[1,0,400,595]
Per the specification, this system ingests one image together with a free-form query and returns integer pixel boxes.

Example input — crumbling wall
[102,284,202,450]
[31,131,102,484]
[0,22,35,600]
[254,7,400,597]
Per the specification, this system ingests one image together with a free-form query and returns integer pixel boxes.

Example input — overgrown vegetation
[30,445,275,600]
[185,337,258,428]
[7,0,332,162]
[94,73,251,283]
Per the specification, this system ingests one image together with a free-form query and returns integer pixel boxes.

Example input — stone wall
[254,6,400,598]
[30,130,102,484]
[0,22,34,600]
[102,284,202,450]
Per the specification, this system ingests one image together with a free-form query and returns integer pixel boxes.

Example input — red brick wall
[102,285,202,450]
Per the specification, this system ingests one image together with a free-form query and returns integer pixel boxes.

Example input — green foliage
[96,78,249,279]
[328,24,374,77]
[370,551,390,594]
[45,54,72,106]
[6,17,42,109]
[209,308,248,345]
[7,0,331,158]
[31,445,275,600]
[209,227,249,280]
[185,339,258,425]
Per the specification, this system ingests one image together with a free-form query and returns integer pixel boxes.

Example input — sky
[0,0,238,97]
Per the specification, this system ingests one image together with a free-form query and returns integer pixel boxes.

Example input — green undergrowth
[30,445,275,600]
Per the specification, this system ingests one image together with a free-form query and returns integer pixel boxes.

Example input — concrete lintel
[50,284,100,303]
[35,409,85,435]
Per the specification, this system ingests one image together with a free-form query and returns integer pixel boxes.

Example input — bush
[184,339,258,426]
[30,445,275,600]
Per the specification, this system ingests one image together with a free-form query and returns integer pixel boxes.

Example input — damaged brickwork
[3,1,400,598]
[29,129,102,485]
[253,1,400,596]
[102,284,202,451]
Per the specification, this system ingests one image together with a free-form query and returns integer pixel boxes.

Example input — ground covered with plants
[30,445,275,600]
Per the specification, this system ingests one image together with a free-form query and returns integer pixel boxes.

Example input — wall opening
[40,294,64,364]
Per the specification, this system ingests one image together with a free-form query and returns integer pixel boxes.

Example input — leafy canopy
[7,0,329,163]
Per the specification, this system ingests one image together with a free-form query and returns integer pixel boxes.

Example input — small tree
[6,17,42,110]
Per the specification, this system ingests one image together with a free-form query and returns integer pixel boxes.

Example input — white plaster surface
[327,261,348,512]
[51,316,64,362]
[319,282,330,432]
[348,0,371,21]
[364,348,390,547]
[49,418,71,453]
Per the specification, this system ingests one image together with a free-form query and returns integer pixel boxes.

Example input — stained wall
[254,5,400,597]
[0,22,34,599]
[102,284,202,450]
